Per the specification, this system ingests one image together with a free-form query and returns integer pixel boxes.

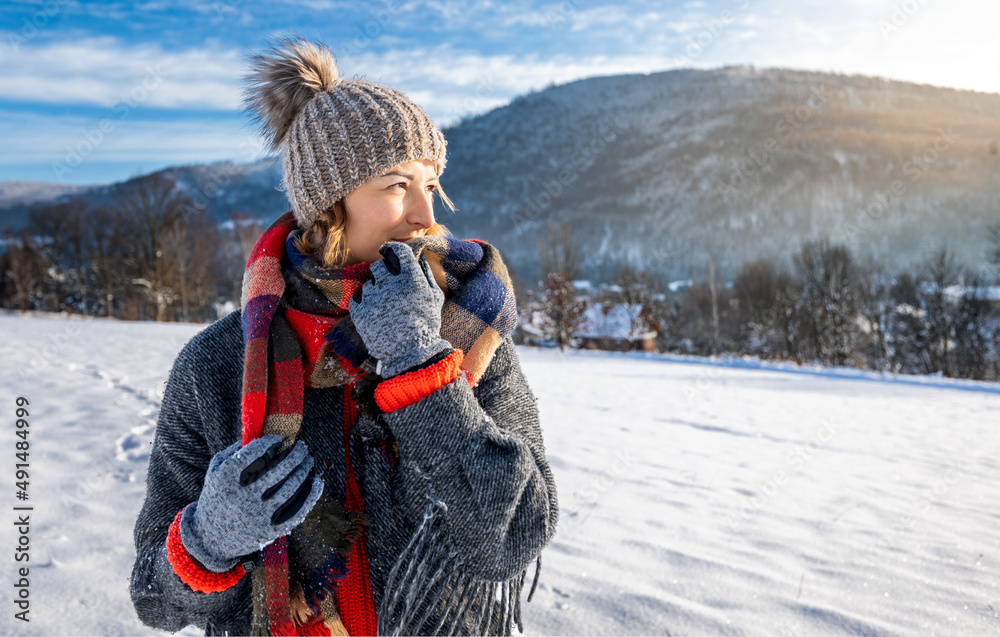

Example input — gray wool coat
[129,310,559,636]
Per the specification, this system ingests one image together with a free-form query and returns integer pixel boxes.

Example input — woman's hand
[350,242,451,378]
[179,435,323,570]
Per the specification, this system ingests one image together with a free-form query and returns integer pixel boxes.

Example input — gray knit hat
[243,38,448,230]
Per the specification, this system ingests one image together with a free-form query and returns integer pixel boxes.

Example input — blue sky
[2,0,996,185]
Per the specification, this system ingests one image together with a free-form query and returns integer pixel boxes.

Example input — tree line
[0,174,264,322]
[3,181,998,381]
[522,223,1000,381]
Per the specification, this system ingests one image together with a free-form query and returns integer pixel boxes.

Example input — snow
[575,303,656,340]
[2,313,998,636]
[669,279,694,292]
[942,285,1000,302]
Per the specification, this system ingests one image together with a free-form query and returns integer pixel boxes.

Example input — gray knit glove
[350,242,451,378]
[178,435,323,572]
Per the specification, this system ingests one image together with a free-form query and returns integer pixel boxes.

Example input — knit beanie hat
[243,37,448,231]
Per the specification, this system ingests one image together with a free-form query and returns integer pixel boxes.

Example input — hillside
[441,67,999,281]
[3,67,998,282]
[0,181,94,228]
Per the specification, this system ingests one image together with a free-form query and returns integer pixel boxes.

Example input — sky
[1,0,997,185]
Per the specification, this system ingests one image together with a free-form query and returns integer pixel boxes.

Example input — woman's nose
[406,189,435,229]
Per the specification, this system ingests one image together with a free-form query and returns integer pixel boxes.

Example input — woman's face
[342,158,440,265]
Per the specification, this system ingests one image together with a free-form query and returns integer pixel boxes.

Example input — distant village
[515,222,1000,383]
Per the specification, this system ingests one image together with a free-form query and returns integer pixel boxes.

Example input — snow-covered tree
[794,240,857,366]
[541,271,587,350]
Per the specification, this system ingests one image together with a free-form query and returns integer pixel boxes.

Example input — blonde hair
[294,186,456,268]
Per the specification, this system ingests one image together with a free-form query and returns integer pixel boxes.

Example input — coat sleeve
[129,341,251,632]
[377,337,559,582]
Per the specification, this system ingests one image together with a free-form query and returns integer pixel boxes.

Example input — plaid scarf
[240,211,518,636]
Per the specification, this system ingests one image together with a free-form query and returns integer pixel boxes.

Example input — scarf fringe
[377,473,542,636]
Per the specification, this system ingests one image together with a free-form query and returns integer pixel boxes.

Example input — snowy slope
[1,313,997,636]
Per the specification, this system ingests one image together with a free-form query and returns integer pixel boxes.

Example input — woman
[130,38,559,636]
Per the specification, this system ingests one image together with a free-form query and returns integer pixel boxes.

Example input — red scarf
[240,211,519,635]
[241,212,375,636]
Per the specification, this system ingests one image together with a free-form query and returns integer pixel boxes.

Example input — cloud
[0,36,245,110]
[341,46,682,125]
[2,0,997,186]
[0,35,684,125]
[0,109,265,175]
[723,0,1000,95]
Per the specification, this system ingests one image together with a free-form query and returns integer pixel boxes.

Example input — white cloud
[499,9,561,29]
[340,46,682,125]
[564,6,664,33]
[0,36,245,110]
[0,110,265,173]
[0,35,684,125]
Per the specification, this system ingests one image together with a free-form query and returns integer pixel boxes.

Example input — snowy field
[1,312,998,636]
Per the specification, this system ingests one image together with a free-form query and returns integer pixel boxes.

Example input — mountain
[0,160,286,232]
[439,67,999,282]
[0,180,95,228]
[4,67,998,283]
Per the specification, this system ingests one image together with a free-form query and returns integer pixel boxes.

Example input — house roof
[574,303,658,340]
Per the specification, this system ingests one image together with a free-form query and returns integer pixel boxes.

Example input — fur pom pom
[243,37,340,151]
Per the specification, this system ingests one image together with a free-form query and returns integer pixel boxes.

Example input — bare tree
[733,258,797,358]
[537,222,586,350]
[224,211,267,304]
[28,200,88,312]
[795,239,857,366]
[952,273,997,380]
[541,271,587,350]
[537,221,581,281]
[707,258,720,355]
[615,265,655,342]
[162,208,225,322]
[921,248,961,376]
[853,259,892,370]
[986,223,1000,284]
[674,280,717,356]
[88,206,127,318]
[1,230,46,311]
[116,174,190,321]
[887,272,927,373]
